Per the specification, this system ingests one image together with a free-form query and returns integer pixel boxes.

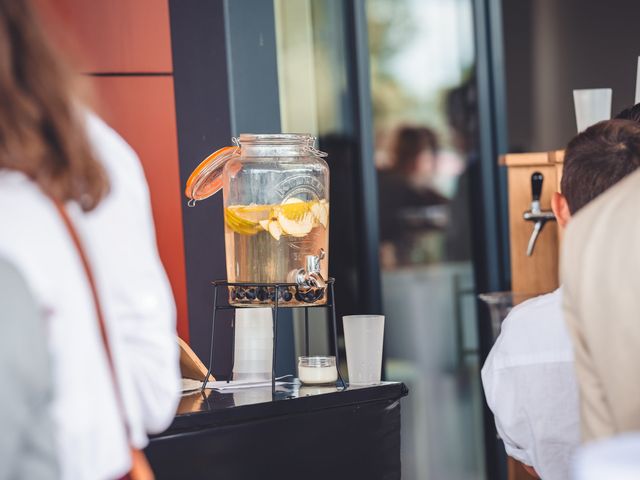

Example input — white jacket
[0,113,181,480]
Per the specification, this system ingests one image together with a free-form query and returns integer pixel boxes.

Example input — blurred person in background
[443,76,477,262]
[0,1,180,479]
[377,125,448,267]
[0,258,58,480]
[483,118,640,479]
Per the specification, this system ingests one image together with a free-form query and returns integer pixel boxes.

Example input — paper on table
[181,378,203,394]
[206,375,294,391]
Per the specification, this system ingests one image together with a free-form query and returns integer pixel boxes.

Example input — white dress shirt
[0,113,181,480]
[481,288,580,480]
[572,433,640,480]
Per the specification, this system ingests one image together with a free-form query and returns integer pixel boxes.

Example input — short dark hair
[562,119,640,214]
[615,103,640,122]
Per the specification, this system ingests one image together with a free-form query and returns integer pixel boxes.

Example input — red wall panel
[37,0,172,73]
[93,77,189,340]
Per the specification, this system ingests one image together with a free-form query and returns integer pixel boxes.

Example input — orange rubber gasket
[184,146,238,202]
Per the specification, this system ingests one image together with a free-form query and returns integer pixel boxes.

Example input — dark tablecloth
[146,381,408,480]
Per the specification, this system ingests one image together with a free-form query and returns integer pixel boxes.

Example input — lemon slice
[274,198,313,237]
[227,199,325,238]
[268,221,283,240]
[259,219,283,241]
[232,204,271,222]
[225,206,264,235]
[258,219,282,241]
[310,201,329,228]
[277,211,313,237]
[279,198,309,220]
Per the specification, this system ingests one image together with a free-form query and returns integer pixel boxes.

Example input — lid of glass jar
[185,146,239,205]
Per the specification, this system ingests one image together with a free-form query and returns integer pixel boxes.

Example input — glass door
[367,0,486,478]
[274,1,505,478]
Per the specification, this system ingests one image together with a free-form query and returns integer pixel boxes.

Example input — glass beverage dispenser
[186,134,329,307]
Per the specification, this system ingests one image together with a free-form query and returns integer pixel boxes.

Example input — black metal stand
[201,278,346,394]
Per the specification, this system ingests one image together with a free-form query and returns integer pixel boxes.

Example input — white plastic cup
[233,308,273,381]
[343,315,385,385]
[573,88,612,133]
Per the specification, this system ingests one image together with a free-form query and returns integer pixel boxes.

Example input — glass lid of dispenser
[185,145,239,204]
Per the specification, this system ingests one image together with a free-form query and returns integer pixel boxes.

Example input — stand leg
[330,282,347,389]
[228,314,235,383]
[271,287,280,395]
[304,307,310,357]
[201,285,219,393]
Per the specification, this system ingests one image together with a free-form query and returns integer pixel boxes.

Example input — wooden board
[178,337,211,381]
[550,150,565,165]
[501,152,553,167]
[507,163,560,295]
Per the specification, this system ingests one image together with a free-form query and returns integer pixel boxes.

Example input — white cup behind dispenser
[233,308,273,381]
[573,88,612,132]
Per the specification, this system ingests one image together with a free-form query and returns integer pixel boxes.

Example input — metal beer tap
[523,172,555,256]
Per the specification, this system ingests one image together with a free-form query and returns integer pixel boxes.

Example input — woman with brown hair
[377,125,448,266]
[0,1,180,479]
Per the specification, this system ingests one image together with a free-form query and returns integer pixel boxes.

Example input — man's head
[613,103,640,123]
[552,119,640,227]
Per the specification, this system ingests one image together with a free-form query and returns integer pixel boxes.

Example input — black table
[146,381,408,480]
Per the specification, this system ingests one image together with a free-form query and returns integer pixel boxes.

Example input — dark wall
[170,0,233,371]
[503,0,640,152]
[502,0,533,152]
[170,0,295,377]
